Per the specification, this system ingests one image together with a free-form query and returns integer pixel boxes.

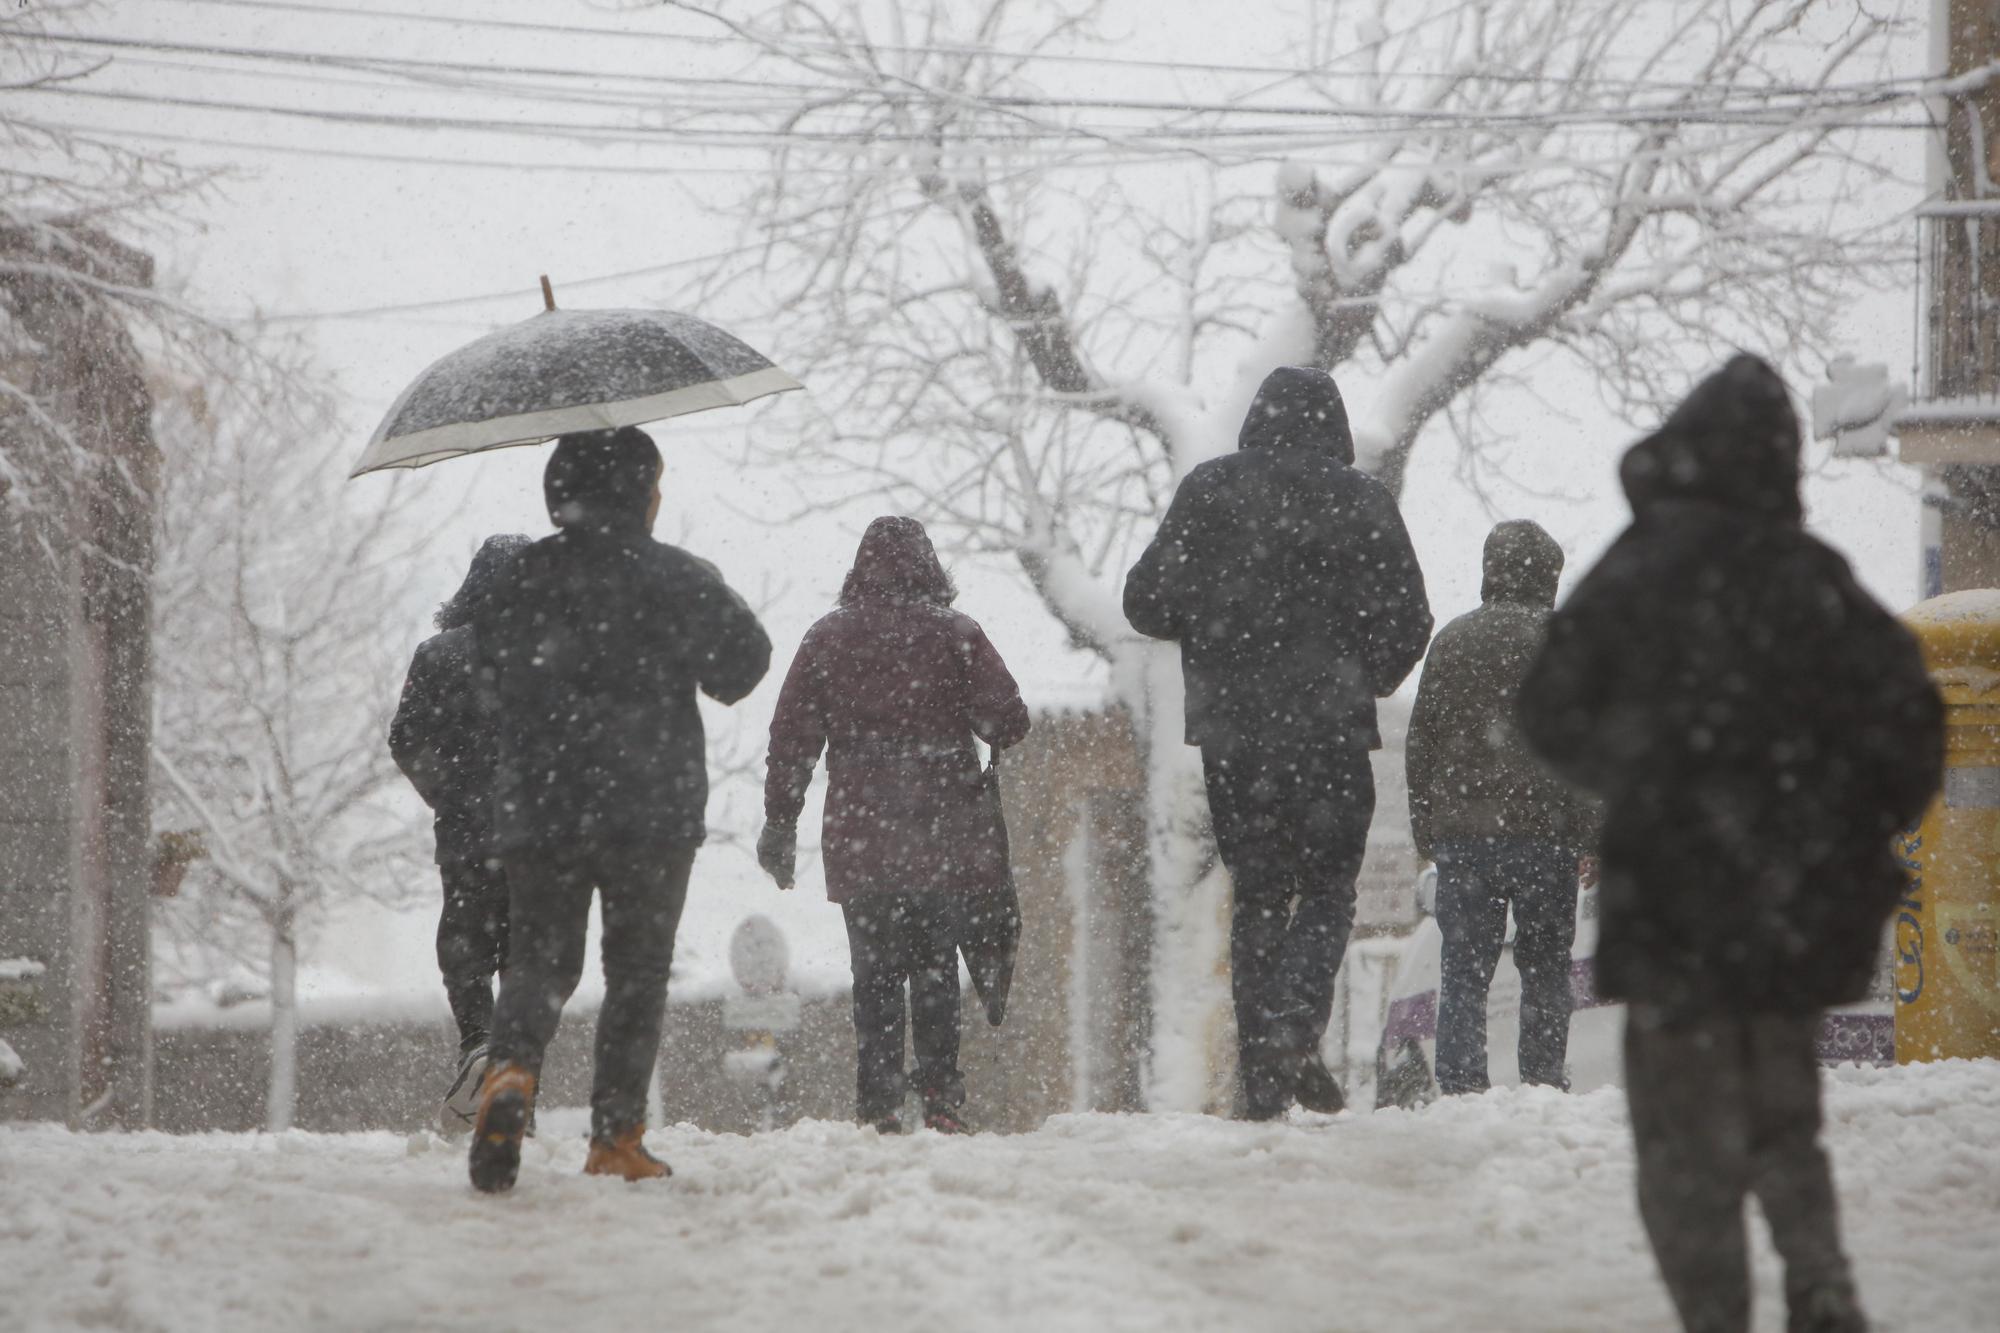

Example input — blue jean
[1433,838,1578,1094]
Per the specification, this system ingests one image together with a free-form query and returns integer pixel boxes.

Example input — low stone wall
[150,989,1054,1135]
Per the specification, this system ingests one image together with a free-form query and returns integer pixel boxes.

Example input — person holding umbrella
[757,517,1030,1134]
[464,426,771,1193]
[350,286,797,1186]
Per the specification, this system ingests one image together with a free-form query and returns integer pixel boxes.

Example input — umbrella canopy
[351,307,801,477]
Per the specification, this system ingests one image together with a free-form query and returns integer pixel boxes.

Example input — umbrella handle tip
[539,274,555,311]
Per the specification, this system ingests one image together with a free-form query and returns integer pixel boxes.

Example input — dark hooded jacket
[765,517,1031,903]
[473,428,772,853]
[1517,356,1943,1015]
[389,534,530,864]
[1406,521,1593,860]
[1123,367,1433,749]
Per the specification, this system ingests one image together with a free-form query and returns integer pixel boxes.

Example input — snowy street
[4,1061,1996,1333]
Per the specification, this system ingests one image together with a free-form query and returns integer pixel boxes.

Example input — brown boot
[583,1126,671,1182]
[467,1063,536,1195]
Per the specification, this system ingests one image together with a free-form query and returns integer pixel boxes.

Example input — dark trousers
[1433,838,1578,1094]
[1202,739,1374,1117]
[437,857,509,1054]
[489,843,695,1141]
[842,891,964,1122]
[1625,1010,1862,1333]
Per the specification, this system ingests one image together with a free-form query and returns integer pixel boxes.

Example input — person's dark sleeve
[388,645,449,810]
[1832,577,1945,834]
[1517,596,1616,797]
[960,620,1032,751]
[692,564,773,705]
[1403,635,1446,861]
[1123,471,1211,642]
[1357,485,1433,696]
[764,631,827,825]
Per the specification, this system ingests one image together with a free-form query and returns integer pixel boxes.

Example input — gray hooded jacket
[1406,520,1593,859]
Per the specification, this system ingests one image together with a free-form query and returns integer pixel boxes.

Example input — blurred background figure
[1519,356,1944,1333]
[389,531,530,1134]
[759,516,1029,1135]
[1406,519,1595,1097]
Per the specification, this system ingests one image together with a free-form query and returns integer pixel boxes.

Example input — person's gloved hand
[757,819,797,889]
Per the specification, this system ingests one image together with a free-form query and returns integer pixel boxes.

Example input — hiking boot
[1295,1052,1346,1114]
[922,1106,970,1135]
[467,1063,536,1195]
[439,1044,489,1138]
[583,1127,671,1182]
[869,1114,904,1135]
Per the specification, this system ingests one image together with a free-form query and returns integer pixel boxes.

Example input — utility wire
[163,0,1930,99]
[13,78,1947,153]
[37,29,1939,123]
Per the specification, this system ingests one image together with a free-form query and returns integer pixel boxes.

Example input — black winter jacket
[1124,366,1433,749]
[389,535,528,865]
[1518,355,1943,1016]
[473,515,771,853]
[390,626,498,864]
[1407,521,1593,860]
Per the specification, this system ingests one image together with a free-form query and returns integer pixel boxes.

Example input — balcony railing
[1915,199,2000,413]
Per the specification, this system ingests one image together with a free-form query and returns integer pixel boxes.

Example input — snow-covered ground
[3,1062,1995,1333]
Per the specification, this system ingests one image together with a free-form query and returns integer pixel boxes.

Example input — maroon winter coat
[765,518,1031,903]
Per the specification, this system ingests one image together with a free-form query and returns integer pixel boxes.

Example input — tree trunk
[1117,641,1232,1112]
[266,903,297,1133]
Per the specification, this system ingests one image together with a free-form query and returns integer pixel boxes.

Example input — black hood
[1619,354,1802,523]
[1238,366,1354,464]
[1481,520,1562,608]
[544,426,662,532]
[436,533,531,630]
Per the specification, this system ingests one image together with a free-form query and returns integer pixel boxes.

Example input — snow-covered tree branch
[149,338,433,1131]
[663,0,1915,1106]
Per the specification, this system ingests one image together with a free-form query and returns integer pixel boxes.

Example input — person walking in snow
[1406,520,1595,1096]
[1518,355,1943,1333]
[389,533,530,1134]
[1124,366,1432,1120]
[465,427,771,1193]
[757,517,1030,1134]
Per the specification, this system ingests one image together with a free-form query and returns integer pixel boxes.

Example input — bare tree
[149,340,433,1132]
[665,0,1917,1106]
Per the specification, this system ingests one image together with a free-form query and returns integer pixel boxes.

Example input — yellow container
[1896,590,2000,1062]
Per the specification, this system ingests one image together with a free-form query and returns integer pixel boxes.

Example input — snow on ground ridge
[3,1060,1996,1333]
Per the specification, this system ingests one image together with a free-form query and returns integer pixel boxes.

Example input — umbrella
[958,757,1022,1028]
[350,281,801,477]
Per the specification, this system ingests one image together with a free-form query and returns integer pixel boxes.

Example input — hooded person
[1517,355,1943,1333]
[1123,366,1433,1119]
[1406,519,1596,1096]
[390,533,531,1132]
[758,516,1029,1134]
[464,426,771,1193]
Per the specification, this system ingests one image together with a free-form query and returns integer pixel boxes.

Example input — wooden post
[540,274,556,311]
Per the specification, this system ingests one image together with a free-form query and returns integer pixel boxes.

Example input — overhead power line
[38,28,1938,125]
[14,76,1947,159]
[163,0,1935,100]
